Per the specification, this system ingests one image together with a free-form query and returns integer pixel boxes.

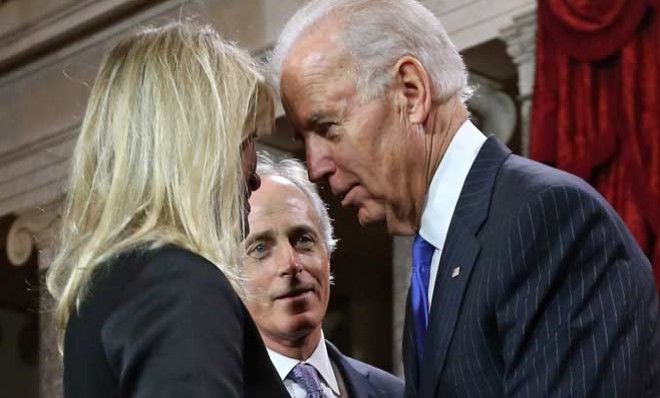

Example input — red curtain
[531,0,660,290]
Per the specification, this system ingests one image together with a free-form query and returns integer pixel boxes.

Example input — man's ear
[393,56,432,125]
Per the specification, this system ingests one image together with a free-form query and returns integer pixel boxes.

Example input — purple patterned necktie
[288,362,327,398]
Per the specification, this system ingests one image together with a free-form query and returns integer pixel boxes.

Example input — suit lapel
[418,225,480,396]
[417,136,511,396]
[326,341,374,398]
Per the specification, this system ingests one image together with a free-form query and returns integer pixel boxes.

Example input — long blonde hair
[46,22,274,335]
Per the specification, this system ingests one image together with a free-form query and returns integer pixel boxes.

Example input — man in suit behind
[242,153,404,398]
[269,0,660,396]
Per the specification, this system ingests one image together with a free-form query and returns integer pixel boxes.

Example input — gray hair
[256,151,337,254]
[269,0,471,103]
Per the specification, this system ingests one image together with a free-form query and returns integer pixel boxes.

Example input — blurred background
[0,1,657,397]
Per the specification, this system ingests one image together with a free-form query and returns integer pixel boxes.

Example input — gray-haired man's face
[243,175,330,343]
[279,23,417,234]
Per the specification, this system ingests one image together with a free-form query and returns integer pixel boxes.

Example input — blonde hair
[46,22,274,338]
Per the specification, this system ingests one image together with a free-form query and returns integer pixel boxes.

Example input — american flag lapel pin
[451,266,460,278]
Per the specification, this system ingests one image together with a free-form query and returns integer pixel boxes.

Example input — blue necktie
[410,234,435,371]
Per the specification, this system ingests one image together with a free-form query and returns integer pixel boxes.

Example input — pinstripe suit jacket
[403,137,660,397]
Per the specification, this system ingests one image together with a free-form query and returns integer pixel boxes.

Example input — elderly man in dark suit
[269,0,660,397]
[243,153,404,398]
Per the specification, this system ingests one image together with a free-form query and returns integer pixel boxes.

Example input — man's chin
[357,206,386,226]
[280,316,320,338]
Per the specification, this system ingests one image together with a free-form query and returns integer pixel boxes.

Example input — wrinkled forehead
[249,176,313,220]
[250,176,303,210]
[280,20,354,91]
[250,176,326,236]
[281,14,348,76]
[280,48,356,129]
[282,48,350,92]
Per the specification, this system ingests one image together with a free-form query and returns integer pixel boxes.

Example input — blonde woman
[46,22,289,397]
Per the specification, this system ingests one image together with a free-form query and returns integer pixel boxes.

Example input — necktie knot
[288,362,326,397]
[412,234,435,273]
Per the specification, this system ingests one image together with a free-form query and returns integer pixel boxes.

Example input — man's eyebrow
[289,224,320,238]
[306,111,333,128]
[244,230,273,246]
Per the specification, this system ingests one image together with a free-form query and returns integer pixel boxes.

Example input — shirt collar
[266,331,340,395]
[419,120,486,248]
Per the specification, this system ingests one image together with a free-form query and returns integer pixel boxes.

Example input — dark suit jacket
[64,245,289,398]
[326,341,404,397]
[403,137,660,397]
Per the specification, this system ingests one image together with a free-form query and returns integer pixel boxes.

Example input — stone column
[392,236,413,377]
[6,198,64,398]
[500,9,537,157]
[468,73,518,145]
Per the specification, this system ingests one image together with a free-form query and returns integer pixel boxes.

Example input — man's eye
[317,122,336,136]
[294,234,315,250]
[248,242,268,258]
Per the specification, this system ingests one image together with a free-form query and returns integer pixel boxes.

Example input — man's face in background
[243,176,331,344]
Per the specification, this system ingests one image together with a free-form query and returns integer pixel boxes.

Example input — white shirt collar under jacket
[267,331,340,396]
[419,120,487,303]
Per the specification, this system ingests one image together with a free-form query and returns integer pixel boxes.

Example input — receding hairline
[257,174,316,213]
[249,175,326,240]
[277,9,361,84]
[279,14,352,77]
[265,174,298,187]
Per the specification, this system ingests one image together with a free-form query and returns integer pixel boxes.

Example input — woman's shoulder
[112,244,235,290]
[138,244,217,269]
[85,244,239,313]
[78,245,251,396]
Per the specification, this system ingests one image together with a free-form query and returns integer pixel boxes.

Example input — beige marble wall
[423,0,536,50]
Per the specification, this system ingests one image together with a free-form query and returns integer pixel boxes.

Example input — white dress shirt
[267,332,341,398]
[419,120,487,306]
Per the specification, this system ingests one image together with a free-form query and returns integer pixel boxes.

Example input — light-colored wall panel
[0,134,73,216]
[0,0,150,72]
[0,0,190,215]
[0,0,80,38]
[424,0,536,49]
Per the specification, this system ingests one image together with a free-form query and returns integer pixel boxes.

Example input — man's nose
[278,243,301,276]
[305,137,335,183]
